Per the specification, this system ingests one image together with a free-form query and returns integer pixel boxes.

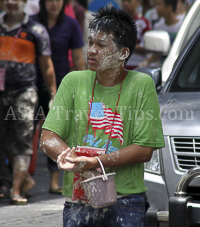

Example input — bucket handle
[95,157,108,181]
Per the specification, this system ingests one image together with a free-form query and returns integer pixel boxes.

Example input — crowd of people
[0,0,196,226]
[0,0,86,205]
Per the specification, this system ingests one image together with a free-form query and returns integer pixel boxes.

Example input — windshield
[169,35,200,92]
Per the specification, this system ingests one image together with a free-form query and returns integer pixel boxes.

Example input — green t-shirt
[43,70,165,197]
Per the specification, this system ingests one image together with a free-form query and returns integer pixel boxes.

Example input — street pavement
[0,149,65,227]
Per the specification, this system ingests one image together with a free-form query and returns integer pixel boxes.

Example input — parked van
[136,25,200,227]
[136,1,200,226]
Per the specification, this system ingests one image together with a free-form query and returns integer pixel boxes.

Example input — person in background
[139,0,184,67]
[123,0,151,70]
[40,6,165,227]
[31,0,85,195]
[63,0,76,71]
[186,0,195,10]
[76,0,94,67]
[24,0,40,15]
[0,0,4,13]
[0,0,56,205]
[141,0,152,15]
[64,0,84,71]
[64,0,75,19]
[145,0,161,29]
[176,0,187,21]
[64,0,84,35]
[186,0,196,9]
[71,0,84,35]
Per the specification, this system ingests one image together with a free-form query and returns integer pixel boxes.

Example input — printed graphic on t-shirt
[89,102,124,144]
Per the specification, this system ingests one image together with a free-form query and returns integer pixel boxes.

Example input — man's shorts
[0,87,38,155]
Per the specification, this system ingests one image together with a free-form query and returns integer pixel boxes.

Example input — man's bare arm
[65,144,154,171]
[72,48,85,70]
[40,129,69,162]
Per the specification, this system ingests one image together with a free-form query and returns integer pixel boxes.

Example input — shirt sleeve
[132,78,165,149]
[33,22,52,56]
[42,73,74,141]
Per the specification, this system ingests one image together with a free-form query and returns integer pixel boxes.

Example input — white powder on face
[87,30,98,55]
[88,31,122,72]
[98,50,121,71]
[98,33,121,71]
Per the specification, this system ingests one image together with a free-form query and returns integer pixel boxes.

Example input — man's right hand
[57,147,78,170]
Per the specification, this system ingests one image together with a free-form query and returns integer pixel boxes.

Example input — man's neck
[47,15,59,28]
[96,67,127,87]
[5,13,25,27]
[176,3,186,15]
[165,13,179,26]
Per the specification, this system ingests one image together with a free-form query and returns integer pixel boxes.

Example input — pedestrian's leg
[48,157,62,194]
[49,170,62,193]
[21,172,36,193]
[10,155,31,204]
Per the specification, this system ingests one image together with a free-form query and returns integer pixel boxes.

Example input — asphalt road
[0,149,65,227]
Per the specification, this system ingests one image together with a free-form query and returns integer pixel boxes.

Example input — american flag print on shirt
[90,102,124,144]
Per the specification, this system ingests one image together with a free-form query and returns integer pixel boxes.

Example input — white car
[144,0,200,83]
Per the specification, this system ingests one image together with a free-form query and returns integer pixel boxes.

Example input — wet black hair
[89,6,138,64]
[38,0,67,28]
[164,0,178,12]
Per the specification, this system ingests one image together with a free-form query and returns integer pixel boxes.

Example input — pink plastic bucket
[81,157,117,208]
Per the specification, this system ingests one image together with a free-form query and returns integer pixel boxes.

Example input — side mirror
[144,30,171,55]
[134,67,162,93]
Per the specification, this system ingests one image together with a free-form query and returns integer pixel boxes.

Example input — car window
[169,35,200,92]
[180,5,200,52]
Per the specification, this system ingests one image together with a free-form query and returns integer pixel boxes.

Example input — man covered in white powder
[40,6,165,227]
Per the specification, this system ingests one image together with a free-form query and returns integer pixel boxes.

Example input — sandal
[10,196,27,205]
[49,187,62,194]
